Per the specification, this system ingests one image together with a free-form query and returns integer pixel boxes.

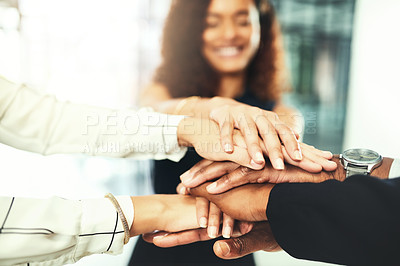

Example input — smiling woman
[202,0,261,75]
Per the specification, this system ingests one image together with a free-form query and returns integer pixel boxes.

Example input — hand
[142,221,254,247]
[177,117,264,169]
[188,182,274,222]
[180,144,338,191]
[129,194,199,236]
[177,184,236,239]
[143,222,280,260]
[208,97,302,169]
[213,222,281,259]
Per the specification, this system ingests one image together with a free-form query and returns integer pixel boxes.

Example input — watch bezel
[340,148,383,174]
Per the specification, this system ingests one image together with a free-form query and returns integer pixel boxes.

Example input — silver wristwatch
[340,148,383,178]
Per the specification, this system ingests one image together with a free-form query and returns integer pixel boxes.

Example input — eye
[236,16,251,26]
[205,17,220,28]
[206,21,219,28]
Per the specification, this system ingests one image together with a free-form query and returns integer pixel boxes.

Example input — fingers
[145,229,212,248]
[145,222,254,248]
[237,113,265,165]
[221,146,265,170]
[283,143,337,172]
[220,117,235,153]
[281,147,323,173]
[208,202,221,239]
[238,221,254,235]
[196,197,209,228]
[210,106,234,154]
[191,182,271,222]
[301,143,334,159]
[181,160,240,188]
[262,128,285,170]
[176,183,190,195]
[180,159,213,185]
[206,166,257,194]
[275,122,302,161]
[222,214,235,239]
[255,115,285,170]
[213,222,281,260]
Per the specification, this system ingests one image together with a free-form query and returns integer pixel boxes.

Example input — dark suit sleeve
[266,175,400,265]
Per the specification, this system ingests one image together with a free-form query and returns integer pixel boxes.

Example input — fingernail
[222,226,232,239]
[294,150,302,160]
[217,242,231,256]
[199,217,208,228]
[224,143,233,153]
[153,233,169,240]
[275,158,284,170]
[180,170,192,184]
[208,226,218,238]
[206,182,218,193]
[255,152,264,163]
[250,159,263,168]
[179,186,187,195]
[240,222,248,234]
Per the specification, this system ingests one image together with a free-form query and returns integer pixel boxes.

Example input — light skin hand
[209,96,302,169]
[177,117,264,170]
[179,184,235,239]
[129,195,199,237]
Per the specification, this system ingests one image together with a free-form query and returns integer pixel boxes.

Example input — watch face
[343,149,381,164]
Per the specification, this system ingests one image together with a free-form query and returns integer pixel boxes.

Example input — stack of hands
[134,103,340,260]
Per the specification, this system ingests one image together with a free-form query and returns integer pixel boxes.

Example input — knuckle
[232,237,248,255]
[238,166,251,176]
[222,176,231,185]
[268,146,282,156]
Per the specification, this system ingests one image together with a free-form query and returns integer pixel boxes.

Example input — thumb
[213,222,281,260]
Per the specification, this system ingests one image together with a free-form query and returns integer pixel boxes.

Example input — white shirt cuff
[115,196,134,232]
[76,198,126,259]
[388,158,400,179]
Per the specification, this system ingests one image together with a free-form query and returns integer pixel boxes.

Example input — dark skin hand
[188,182,273,222]
[143,222,280,260]
[183,156,346,194]
[149,156,394,260]
[212,222,281,260]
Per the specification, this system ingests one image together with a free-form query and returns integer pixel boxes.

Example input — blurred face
[202,0,261,74]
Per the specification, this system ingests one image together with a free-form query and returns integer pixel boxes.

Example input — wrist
[129,196,164,236]
[328,155,393,180]
[370,157,393,179]
[177,117,195,147]
[260,183,275,221]
[324,155,346,181]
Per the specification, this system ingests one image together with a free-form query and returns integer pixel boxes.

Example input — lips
[214,46,243,57]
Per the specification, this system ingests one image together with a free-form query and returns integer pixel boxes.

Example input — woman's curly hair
[153,0,289,101]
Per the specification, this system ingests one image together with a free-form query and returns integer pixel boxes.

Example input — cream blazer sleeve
[0,76,187,161]
[0,195,134,266]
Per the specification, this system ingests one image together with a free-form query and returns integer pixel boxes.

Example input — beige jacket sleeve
[0,195,134,266]
[0,76,186,161]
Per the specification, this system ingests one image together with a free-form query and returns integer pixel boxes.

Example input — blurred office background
[0,0,399,265]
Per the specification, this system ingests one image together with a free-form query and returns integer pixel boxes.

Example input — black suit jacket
[267,175,400,265]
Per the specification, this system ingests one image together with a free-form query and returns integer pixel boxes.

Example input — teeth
[216,47,240,57]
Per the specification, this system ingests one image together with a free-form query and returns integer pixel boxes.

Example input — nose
[221,21,238,40]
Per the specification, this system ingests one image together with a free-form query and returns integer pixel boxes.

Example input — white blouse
[0,76,187,265]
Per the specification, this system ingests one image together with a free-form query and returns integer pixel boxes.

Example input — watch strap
[346,166,369,178]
